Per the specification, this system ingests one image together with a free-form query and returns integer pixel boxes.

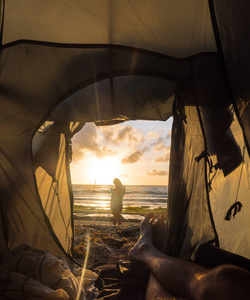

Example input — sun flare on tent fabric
[88,157,120,185]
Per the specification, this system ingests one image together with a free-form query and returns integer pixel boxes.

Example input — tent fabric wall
[212,0,250,101]
[0,0,249,266]
[206,0,250,258]
[166,54,250,260]
[34,121,84,257]
[211,0,250,152]
[167,99,216,260]
[35,132,74,256]
[209,115,250,259]
[50,76,176,123]
[3,0,216,57]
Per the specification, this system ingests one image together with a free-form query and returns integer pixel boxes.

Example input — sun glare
[88,157,120,185]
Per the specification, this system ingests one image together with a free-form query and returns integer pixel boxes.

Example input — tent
[0,0,249,294]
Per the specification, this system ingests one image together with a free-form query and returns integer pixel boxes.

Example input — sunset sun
[71,119,172,185]
[88,157,121,185]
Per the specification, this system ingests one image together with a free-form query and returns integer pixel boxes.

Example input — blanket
[0,244,98,299]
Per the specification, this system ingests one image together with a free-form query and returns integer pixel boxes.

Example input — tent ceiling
[49,75,176,124]
[1,0,219,129]
[3,0,216,58]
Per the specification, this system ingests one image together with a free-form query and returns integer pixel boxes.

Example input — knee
[211,264,248,283]
[197,265,250,300]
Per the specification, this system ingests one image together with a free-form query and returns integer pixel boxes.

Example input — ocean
[73,184,168,220]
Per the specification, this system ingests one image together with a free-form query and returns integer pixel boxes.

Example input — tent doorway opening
[70,118,172,265]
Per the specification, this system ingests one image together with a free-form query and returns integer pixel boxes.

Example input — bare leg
[145,215,189,300]
[117,212,122,226]
[129,213,195,299]
[146,273,189,300]
[128,213,250,300]
[112,212,117,225]
[152,214,167,253]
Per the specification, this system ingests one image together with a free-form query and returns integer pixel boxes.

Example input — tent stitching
[0,0,5,55]
[1,39,218,62]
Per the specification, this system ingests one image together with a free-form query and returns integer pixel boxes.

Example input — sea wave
[73,184,168,209]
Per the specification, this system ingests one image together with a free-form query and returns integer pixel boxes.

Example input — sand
[73,217,141,267]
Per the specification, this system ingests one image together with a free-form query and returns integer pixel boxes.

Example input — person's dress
[111,187,125,213]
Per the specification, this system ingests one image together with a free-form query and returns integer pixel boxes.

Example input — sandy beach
[73,216,141,267]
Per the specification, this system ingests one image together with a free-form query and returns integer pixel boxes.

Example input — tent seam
[1,39,218,62]
[0,0,5,56]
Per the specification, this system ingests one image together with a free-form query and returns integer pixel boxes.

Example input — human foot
[128,212,155,262]
[152,214,167,253]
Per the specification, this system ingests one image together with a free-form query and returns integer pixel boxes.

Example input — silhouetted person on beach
[110,178,125,226]
[128,212,250,300]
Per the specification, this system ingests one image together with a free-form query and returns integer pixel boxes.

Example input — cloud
[148,132,169,152]
[99,124,144,146]
[147,169,168,176]
[142,146,150,153]
[98,126,116,144]
[72,123,116,161]
[147,131,161,140]
[166,130,171,140]
[153,138,166,151]
[155,151,170,163]
[117,126,133,141]
[71,123,145,164]
[71,123,168,167]
[102,146,117,156]
[121,150,143,164]
[116,125,144,144]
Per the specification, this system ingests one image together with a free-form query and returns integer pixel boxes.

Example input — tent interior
[0,0,250,298]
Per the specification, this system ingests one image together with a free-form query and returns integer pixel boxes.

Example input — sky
[70,118,173,186]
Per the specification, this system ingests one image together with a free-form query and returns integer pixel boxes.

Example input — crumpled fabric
[0,244,98,299]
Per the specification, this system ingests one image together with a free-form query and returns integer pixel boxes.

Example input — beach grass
[74,205,167,216]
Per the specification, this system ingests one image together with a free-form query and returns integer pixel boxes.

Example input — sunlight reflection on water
[86,213,144,220]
